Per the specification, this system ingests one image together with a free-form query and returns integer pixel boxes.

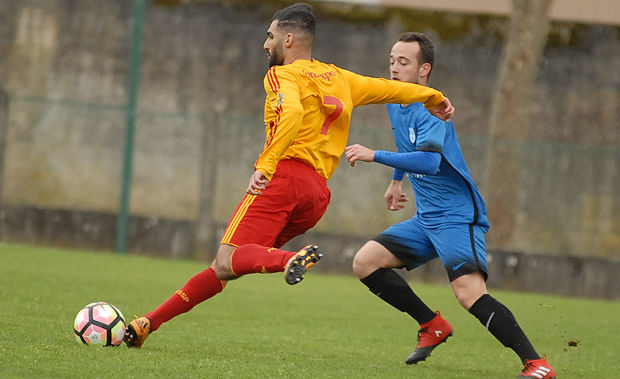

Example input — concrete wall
[0,0,618,297]
[321,0,620,26]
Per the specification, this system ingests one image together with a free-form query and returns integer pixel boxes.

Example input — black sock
[469,294,540,363]
[360,268,436,324]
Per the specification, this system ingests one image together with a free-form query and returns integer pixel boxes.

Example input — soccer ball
[73,302,126,346]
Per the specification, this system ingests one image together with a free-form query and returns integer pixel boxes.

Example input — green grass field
[0,243,618,378]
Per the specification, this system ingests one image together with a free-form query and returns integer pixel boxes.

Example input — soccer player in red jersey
[124,3,454,348]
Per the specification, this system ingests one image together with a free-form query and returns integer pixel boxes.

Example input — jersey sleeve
[254,67,304,180]
[415,108,449,153]
[374,150,441,175]
[341,69,445,110]
[392,168,405,181]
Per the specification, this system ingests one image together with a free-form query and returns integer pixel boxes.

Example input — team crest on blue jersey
[408,126,416,144]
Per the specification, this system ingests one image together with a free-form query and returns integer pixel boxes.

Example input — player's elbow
[420,152,441,175]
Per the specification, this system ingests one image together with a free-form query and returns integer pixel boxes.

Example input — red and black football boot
[405,311,453,364]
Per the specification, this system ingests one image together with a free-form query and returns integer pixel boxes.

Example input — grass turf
[0,243,618,378]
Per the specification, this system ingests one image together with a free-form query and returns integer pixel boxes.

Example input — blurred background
[0,0,618,298]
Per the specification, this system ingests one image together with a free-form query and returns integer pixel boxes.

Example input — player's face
[390,41,424,84]
[264,20,285,67]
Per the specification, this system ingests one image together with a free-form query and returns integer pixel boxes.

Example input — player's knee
[453,286,486,310]
[352,253,367,278]
[451,272,488,310]
[213,260,232,280]
[454,292,473,310]
[353,241,400,279]
[213,246,236,280]
[352,249,378,279]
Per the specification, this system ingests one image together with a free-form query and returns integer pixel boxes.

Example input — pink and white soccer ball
[73,302,126,346]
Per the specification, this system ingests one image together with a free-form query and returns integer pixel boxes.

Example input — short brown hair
[398,32,434,77]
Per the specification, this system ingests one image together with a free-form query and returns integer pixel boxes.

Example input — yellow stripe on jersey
[220,195,257,244]
[254,59,445,182]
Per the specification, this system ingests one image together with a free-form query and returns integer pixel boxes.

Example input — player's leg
[467,290,555,378]
[216,182,298,278]
[212,160,329,283]
[124,261,226,348]
[145,243,240,332]
[466,286,556,378]
[354,218,453,365]
[442,225,540,361]
[138,233,310,342]
[449,271,487,309]
[219,159,329,280]
[126,236,303,347]
[125,161,328,347]
[458,277,555,377]
[353,240,436,324]
[124,244,234,348]
[223,242,324,284]
[238,159,329,284]
[124,185,292,348]
[435,224,555,377]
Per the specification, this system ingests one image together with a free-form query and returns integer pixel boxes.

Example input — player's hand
[345,144,375,167]
[247,170,270,195]
[384,180,408,211]
[429,96,455,121]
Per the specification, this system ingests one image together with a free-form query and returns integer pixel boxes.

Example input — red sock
[230,244,296,276]
[146,267,224,331]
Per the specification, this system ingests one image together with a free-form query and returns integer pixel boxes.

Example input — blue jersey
[386,103,489,229]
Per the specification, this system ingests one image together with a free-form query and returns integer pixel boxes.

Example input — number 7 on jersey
[321,96,343,135]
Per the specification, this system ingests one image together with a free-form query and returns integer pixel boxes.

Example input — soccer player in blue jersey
[344,32,556,378]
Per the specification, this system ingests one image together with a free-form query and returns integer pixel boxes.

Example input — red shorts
[221,159,331,248]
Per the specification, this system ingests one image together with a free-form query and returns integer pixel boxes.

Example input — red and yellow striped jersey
[256,58,445,181]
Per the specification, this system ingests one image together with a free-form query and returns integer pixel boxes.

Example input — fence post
[0,88,7,209]
[194,111,221,261]
[116,0,145,254]
[0,88,7,242]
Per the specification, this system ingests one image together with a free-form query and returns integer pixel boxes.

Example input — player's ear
[419,62,431,78]
[284,33,294,48]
